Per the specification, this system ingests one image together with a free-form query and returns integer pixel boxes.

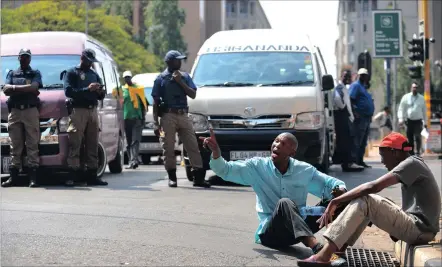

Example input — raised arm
[307,167,346,200]
[203,128,255,186]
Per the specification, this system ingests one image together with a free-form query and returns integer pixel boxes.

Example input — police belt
[164,107,188,114]
[72,103,97,109]
[9,103,38,110]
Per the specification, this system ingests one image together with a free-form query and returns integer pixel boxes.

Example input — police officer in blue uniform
[152,50,210,188]
[1,48,42,188]
[62,49,108,186]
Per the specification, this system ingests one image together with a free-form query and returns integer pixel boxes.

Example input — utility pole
[392,0,398,131]
[420,0,431,128]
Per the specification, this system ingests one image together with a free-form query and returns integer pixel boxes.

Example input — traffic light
[408,65,422,79]
[408,36,424,62]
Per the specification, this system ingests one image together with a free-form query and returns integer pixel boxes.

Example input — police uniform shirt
[151,69,197,108]
[333,82,354,120]
[63,65,104,106]
[5,67,43,105]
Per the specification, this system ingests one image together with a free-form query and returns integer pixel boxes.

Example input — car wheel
[97,142,107,178]
[109,138,123,174]
[141,155,151,165]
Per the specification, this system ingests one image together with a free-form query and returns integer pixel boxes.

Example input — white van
[130,73,181,164]
[183,29,336,179]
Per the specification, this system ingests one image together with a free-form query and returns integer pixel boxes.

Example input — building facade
[335,0,419,75]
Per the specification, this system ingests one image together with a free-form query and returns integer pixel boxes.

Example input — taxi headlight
[58,117,69,132]
[188,113,210,132]
[295,112,324,130]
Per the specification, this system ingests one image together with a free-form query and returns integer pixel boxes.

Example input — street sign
[372,10,403,58]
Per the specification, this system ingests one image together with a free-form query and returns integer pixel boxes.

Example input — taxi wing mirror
[322,74,334,91]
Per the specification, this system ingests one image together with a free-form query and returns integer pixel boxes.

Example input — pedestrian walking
[1,48,42,188]
[349,68,374,168]
[332,70,364,172]
[398,82,427,156]
[62,49,108,186]
[373,106,393,139]
[299,132,440,266]
[122,70,148,169]
[151,50,210,188]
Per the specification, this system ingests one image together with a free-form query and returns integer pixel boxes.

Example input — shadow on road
[253,246,313,260]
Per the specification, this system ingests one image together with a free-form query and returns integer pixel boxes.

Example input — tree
[144,0,187,58]
[370,21,413,107]
[1,0,163,75]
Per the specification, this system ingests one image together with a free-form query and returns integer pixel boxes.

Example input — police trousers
[160,112,202,171]
[8,107,40,168]
[67,107,99,170]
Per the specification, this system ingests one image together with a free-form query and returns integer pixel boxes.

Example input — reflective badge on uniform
[80,72,85,80]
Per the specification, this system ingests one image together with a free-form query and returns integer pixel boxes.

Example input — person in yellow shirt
[122,71,148,169]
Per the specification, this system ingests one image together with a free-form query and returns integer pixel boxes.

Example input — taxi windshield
[192,52,315,87]
[1,55,80,89]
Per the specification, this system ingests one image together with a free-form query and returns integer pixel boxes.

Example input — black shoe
[192,169,211,188]
[28,167,39,188]
[342,163,364,172]
[1,167,19,187]
[167,169,177,187]
[359,162,372,168]
[86,169,108,186]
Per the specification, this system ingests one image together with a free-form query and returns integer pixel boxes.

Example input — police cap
[19,48,32,56]
[82,49,98,63]
[164,50,187,62]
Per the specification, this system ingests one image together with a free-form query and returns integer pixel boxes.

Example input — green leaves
[1,0,162,76]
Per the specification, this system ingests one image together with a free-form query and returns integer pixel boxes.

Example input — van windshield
[144,87,154,106]
[192,52,315,87]
[1,55,79,89]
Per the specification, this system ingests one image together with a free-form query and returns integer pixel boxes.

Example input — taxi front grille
[345,248,400,267]
[1,118,56,134]
[209,114,293,130]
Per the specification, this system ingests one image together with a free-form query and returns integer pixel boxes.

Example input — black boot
[86,169,108,186]
[1,167,19,187]
[192,169,211,188]
[28,167,39,188]
[167,169,177,187]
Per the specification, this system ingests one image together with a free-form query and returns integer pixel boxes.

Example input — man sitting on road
[298,132,441,266]
[200,130,347,255]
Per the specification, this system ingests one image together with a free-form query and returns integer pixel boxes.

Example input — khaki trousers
[323,194,435,250]
[67,107,99,170]
[8,107,40,168]
[160,112,202,171]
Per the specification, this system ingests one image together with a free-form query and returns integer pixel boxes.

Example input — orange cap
[376,132,412,151]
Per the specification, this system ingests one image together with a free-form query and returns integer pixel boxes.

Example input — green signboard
[372,10,403,58]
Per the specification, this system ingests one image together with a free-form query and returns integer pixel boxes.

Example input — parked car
[0,31,125,177]
[124,73,181,165]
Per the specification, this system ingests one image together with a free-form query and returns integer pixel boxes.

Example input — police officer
[62,49,108,186]
[151,50,210,188]
[332,70,363,172]
[1,49,42,188]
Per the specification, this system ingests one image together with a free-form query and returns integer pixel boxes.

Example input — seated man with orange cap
[299,132,441,266]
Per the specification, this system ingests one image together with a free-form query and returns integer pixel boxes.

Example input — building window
[251,23,256,29]
[242,24,248,29]
[348,0,355,12]
[226,0,236,16]
[250,1,255,15]
[363,0,369,15]
[229,24,235,30]
[240,0,248,14]
[363,23,367,32]
[349,22,354,33]
[372,0,377,10]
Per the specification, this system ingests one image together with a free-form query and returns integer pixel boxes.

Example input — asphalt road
[1,158,441,266]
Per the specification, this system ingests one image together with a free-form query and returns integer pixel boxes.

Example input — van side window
[102,60,117,95]
[93,62,106,86]
[313,54,323,85]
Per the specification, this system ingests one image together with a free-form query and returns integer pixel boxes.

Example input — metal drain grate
[345,248,400,267]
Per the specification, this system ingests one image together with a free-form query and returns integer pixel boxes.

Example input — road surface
[1,159,440,266]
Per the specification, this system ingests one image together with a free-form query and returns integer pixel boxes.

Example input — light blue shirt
[209,156,346,244]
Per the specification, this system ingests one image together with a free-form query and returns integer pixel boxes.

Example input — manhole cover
[346,248,400,267]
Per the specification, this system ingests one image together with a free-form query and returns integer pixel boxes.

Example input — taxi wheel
[109,138,123,174]
[97,142,107,178]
